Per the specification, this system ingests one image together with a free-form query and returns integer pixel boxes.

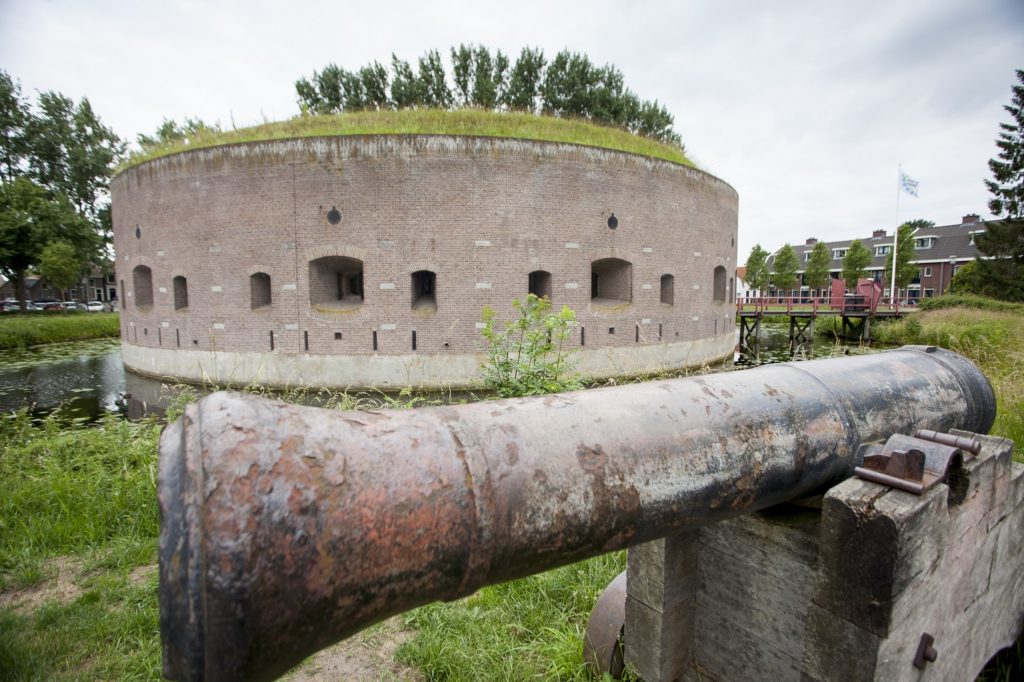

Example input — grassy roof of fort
[120,109,694,172]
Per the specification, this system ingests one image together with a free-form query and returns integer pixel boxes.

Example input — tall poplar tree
[771,244,799,293]
[744,244,770,294]
[804,240,832,294]
[841,240,872,289]
[884,220,932,294]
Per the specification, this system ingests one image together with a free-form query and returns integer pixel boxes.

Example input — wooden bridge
[736,284,909,351]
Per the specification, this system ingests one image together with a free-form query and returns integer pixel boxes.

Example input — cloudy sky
[2,0,1021,260]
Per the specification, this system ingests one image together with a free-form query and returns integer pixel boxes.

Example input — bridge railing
[737,294,907,315]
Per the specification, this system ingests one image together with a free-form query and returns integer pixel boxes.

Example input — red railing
[736,295,906,315]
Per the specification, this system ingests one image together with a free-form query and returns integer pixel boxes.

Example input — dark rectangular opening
[334,332,343,340]
[659,323,663,341]
[176,329,180,347]
[591,272,599,298]
[303,330,309,351]
[158,328,162,345]
[635,325,639,342]
[581,327,585,346]
[609,327,615,335]
[270,330,275,351]
[412,330,417,350]
[372,331,378,351]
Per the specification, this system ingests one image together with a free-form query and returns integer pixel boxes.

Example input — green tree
[0,178,93,309]
[503,47,546,112]
[804,241,832,294]
[771,244,799,293]
[37,241,82,308]
[417,50,452,109]
[390,55,423,109]
[359,62,390,110]
[841,240,872,289]
[451,45,474,106]
[744,244,770,294]
[0,70,30,182]
[884,219,932,294]
[137,118,220,154]
[969,68,1024,302]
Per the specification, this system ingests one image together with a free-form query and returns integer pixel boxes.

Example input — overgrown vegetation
[480,294,582,397]
[0,311,119,349]
[124,108,693,171]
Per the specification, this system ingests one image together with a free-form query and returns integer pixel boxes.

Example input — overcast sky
[2,0,1022,260]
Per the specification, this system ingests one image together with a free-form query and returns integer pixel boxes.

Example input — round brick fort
[111,135,738,389]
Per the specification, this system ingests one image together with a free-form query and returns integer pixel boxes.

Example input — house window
[914,237,935,249]
[923,266,932,278]
[832,249,848,259]
[874,245,891,256]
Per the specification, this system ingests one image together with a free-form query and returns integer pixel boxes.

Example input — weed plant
[0,312,120,350]
[480,294,582,397]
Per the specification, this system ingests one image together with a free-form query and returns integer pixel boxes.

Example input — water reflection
[735,322,873,367]
[0,339,127,420]
[1,325,877,421]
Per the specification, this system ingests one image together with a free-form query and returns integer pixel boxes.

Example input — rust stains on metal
[158,346,996,681]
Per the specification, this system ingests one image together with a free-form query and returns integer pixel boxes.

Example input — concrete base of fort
[121,333,735,391]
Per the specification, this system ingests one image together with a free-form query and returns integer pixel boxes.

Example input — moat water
[0,323,877,420]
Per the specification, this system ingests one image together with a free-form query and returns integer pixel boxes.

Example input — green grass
[396,552,626,681]
[120,109,693,171]
[0,411,161,679]
[0,312,120,350]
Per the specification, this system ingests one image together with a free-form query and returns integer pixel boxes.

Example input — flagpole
[892,165,901,304]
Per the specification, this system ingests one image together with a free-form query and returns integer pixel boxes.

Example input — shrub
[480,294,581,397]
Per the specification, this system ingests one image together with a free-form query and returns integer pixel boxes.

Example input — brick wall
[111,136,738,381]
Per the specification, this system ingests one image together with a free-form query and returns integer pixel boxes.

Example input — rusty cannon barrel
[159,346,995,681]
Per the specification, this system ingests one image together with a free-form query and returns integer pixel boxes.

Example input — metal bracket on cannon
[854,429,981,501]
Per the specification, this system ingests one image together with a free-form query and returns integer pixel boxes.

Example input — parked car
[85,301,105,312]
[34,299,63,311]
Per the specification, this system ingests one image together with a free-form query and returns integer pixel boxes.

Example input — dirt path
[286,616,424,681]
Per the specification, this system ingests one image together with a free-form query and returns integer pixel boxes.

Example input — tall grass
[122,109,693,170]
[868,307,1024,450]
[0,312,120,349]
[0,411,161,679]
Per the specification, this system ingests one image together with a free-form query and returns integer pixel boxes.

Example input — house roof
[762,216,993,271]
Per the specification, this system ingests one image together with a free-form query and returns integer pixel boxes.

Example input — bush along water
[480,294,582,398]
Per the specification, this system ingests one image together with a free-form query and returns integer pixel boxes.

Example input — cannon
[158,346,996,681]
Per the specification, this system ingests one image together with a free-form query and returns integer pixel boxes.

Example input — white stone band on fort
[112,135,738,389]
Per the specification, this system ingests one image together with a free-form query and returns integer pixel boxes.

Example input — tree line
[0,70,124,309]
[295,46,681,145]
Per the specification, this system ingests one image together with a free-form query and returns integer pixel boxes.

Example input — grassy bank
[0,312,120,350]
[121,109,693,170]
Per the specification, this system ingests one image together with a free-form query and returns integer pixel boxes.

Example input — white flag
[900,171,919,197]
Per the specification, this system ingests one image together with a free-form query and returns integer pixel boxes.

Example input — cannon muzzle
[159,346,995,680]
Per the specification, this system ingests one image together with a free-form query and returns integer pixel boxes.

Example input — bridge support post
[621,432,1023,681]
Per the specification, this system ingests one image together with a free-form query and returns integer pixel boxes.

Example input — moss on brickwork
[121,110,693,171]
